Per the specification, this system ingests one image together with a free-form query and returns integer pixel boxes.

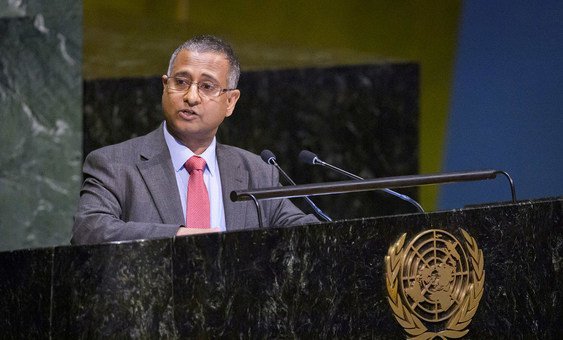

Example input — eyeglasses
[165,76,236,98]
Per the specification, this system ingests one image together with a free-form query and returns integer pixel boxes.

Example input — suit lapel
[136,127,184,225]
[217,144,249,231]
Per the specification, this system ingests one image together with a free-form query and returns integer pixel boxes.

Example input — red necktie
[184,156,210,228]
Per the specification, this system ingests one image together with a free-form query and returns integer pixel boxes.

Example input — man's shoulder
[217,144,259,159]
[87,127,163,162]
[217,144,265,166]
[216,143,275,173]
[216,144,277,186]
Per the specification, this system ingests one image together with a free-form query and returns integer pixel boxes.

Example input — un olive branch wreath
[385,229,485,339]
[385,233,428,338]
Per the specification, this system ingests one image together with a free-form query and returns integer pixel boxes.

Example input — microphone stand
[311,156,425,213]
[261,150,332,222]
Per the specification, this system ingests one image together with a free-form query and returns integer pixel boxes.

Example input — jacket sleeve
[71,150,179,245]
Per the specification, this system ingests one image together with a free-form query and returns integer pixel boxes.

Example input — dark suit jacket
[72,126,318,245]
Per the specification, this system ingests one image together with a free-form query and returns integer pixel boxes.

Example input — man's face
[161,49,240,149]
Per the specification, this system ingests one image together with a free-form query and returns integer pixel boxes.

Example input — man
[72,35,318,245]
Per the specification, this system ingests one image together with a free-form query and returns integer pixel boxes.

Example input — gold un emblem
[385,229,485,339]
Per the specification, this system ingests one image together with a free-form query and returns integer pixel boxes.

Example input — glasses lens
[170,77,189,91]
[198,81,220,97]
[168,77,221,97]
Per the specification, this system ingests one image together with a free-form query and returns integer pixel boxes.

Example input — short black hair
[167,35,240,88]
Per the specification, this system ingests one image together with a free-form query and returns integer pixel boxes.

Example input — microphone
[260,150,332,222]
[298,150,425,213]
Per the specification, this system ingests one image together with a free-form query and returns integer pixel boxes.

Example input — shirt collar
[163,121,218,176]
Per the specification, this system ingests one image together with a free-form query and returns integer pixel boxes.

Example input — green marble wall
[0,0,82,251]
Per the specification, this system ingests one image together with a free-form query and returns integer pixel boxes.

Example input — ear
[225,89,241,117]
[161,75,168,93]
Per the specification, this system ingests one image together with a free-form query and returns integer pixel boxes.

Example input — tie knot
[185,156,206,173]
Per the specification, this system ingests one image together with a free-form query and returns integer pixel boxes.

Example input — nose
[183,83,201,106]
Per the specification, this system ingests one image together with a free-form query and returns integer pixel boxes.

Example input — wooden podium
[1,197,561,338]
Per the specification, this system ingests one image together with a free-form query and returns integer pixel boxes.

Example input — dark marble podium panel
[0,248,52,337]
[0,198,561,338]
[51,239,176,338]
[83,64,419,221]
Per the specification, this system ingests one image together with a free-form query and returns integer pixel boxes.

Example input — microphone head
[298,150,319,165]
[260,149,277,165]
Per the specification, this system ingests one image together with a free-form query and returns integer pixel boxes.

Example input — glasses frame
[164,75,236,98]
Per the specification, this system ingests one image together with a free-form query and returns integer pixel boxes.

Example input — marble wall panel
[0,0,82,251]
[84,64,419,222]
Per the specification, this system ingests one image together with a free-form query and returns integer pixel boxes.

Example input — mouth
[178,109,197,120]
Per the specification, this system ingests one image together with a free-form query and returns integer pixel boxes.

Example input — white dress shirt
[162,122,226,231]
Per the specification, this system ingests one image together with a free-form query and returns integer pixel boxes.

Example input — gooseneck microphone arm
[261,150,332,222]
[300,150,364,180]
[299,150,425,213]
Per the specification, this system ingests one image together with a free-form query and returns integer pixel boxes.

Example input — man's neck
[186,142,210,155]
[163,122,213,155]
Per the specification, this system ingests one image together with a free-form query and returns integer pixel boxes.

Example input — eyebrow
[172,71,221,84]
[172,71,190,77]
